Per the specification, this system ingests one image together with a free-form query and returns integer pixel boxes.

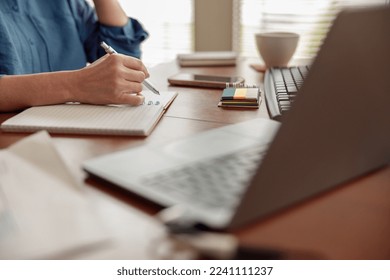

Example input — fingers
[105,54,149,85]
[115,93,145,106]
[116,54,150,78]
[123,56,149,74]
[121,69,146,84]
[78,54,150,105]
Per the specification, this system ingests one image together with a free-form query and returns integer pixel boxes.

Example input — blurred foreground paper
[0,131,108,259]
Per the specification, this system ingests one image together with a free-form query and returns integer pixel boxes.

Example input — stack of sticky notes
[218,86,261,108]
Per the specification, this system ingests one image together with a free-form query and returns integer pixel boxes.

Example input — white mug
[255,32,299,67]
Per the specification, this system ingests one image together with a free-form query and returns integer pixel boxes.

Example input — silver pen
[100,41,160,95]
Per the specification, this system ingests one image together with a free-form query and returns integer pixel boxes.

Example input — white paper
[0,131,108,259]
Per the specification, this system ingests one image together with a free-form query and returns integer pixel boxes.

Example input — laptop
[84,6,390,230]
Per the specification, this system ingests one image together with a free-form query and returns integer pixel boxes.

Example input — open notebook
[1,91,177,136]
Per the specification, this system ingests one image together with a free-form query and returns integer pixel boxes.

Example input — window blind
[235,0,388,59]
[118,0,193,65]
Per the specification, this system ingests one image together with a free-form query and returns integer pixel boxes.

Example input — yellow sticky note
[234,88,247,99]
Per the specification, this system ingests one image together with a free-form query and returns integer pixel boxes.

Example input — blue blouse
[0,0,148,76]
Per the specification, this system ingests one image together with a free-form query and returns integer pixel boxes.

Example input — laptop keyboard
[141,143,268,211]
[264,66,309,120]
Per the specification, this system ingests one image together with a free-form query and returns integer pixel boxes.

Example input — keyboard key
[277,95,289,102]
[287,86,298,93]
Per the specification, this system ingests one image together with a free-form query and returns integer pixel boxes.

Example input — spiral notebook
[1,91,178,136]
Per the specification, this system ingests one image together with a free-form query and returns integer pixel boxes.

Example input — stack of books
[218,85,261,109]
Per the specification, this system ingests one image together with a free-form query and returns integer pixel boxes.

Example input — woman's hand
[0,53,150,112]
[70,54,149,106]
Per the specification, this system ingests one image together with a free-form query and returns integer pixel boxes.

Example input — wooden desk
[0,58,389,259]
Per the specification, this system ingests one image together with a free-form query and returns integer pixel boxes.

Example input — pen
[100,41,160,95]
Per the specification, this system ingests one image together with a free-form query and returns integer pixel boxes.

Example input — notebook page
[1,91,177,136]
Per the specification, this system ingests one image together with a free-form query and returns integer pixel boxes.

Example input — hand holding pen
[66,43,152,106]
[100,41,160,95]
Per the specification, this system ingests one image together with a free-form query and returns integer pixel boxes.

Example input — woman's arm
[93,0,128,26]
[0,54,148,112]
[0,71,73,112]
